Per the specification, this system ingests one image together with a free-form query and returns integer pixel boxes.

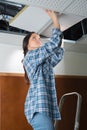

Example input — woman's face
[27,33,42,50]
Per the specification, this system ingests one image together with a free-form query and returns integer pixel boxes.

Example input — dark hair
[22,32,34,84]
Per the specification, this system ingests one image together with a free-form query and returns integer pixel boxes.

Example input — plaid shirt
[23,28,64,123]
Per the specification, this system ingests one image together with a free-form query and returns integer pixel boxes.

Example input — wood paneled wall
[55,76,87,130]
[0,73,32,130]
[0,73,87,130]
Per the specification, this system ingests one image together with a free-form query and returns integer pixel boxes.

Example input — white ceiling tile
[64,0,87,17]
[22,0,74,13]
[7,0,74,13]
[7,0,87,16]
[10,6,51,33]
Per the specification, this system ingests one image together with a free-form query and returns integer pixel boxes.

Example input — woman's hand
[45,10,60,29]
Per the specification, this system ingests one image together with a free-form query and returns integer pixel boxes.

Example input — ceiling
[3,0,87,17]
[0,0,87,40]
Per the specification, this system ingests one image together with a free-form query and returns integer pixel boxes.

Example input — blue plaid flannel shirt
[23,28,64,124]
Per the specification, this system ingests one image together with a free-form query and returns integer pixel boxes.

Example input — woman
[22,10,64,130]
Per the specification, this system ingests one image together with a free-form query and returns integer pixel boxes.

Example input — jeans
[30,113,55,130]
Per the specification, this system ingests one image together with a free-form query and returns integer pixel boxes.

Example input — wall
[0,32,24,73]
[0,43,24,73]
[54,51,87,76]
[55,75,87,130]
[0,73,32,130]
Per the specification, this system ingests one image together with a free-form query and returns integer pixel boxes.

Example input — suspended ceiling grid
[6,0,86,35]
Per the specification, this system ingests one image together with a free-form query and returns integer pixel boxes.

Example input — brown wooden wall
[0,73,32,130]
[0,73,87,130]
[55,76,87,130]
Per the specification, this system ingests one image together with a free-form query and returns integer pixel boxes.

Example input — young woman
[22,10,64,130]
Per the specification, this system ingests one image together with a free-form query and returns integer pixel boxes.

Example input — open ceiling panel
[9,6,51,33]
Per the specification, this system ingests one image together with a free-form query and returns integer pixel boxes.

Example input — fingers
[45,9,54,16]
[45,9,51,12]
[44,9,60,29]
[45,9,56,20]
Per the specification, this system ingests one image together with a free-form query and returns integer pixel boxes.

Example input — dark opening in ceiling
[0,0,24,17]
[63,18,87,40]
[0,1,28,33]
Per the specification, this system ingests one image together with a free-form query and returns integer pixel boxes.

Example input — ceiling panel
[9,6,51,33]
[7,0,87,17]
[64,0,87,17]
[6,0,74,13]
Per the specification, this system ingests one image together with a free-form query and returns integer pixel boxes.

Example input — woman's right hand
[45,10,60,29]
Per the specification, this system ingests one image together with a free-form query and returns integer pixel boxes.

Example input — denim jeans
[30,113,55,130]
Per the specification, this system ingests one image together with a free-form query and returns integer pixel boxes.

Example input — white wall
[0,43,24,73]
[0,32,24,73]
[54,51,87,76]
[0,32,87,76]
